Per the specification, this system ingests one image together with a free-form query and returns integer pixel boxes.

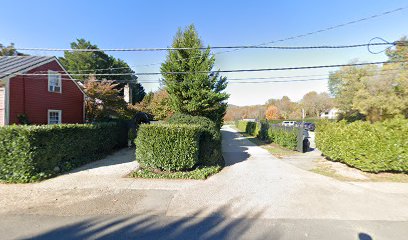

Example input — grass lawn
[311,160,408,183]
[132,165,222,180]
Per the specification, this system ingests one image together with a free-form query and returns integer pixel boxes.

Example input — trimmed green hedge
[236,121,260,137]
[236,120,248,133]
[168,114,223,166]
[0,122,128,183]
[316,118,408,173]
[135,124,202,171]
[236,120,300,151]
[266,126,299,150]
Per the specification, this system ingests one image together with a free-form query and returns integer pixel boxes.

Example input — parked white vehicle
[282,121,297,127]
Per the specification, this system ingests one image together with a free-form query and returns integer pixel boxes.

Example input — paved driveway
[167,126,408,220]
[1,125,407,239]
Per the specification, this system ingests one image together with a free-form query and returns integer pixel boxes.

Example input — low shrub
[135,124,202,171]
[258,121,270,141]
[236,120,261,137]
[235,120,301,151]
[316,118,408,173]
[246,122,261,136]
[0,122,128,183]
[266,126,299,150]
[236,120,248,133]
[168,113,223,166]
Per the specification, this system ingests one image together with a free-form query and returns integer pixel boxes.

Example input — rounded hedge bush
[168,113,223,166]
[135,124,201,171]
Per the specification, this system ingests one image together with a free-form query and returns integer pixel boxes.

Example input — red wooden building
[0,56,85,125]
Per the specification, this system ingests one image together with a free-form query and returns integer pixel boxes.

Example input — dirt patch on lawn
[311,156,408,183]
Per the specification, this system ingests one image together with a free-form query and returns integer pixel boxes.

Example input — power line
[256,7,407,47]
[228,78,329,84]
[27,39,401,75]
[13,6,407,71]
[21,65,404,86]
[13,40,405,72]
[33,60,404,80]
[52,67,403,84]
[14,42,403,52]
[132,6,408,67]
[5,60,405,76]
[26,75,329,84]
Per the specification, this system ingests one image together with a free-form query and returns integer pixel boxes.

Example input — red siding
[0,88,4,126]
[8,60,84,125]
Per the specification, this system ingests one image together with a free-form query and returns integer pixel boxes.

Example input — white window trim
[48,110,62,124]
[48,70,62,93]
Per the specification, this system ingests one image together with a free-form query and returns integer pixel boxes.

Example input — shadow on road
[221,129,251,167]
[29,206,272,240]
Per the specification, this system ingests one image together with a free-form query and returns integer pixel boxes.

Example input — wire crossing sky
[1,0,407,105]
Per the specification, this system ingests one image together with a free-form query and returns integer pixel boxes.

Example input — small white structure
[123,84,133,104]
[242,118,256,122]
[320,108,339,119]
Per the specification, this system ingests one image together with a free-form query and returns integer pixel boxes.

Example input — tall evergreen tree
[161,25,229,127]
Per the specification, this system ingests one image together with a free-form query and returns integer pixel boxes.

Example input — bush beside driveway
[316,118,408,173]
[0,122,128,183]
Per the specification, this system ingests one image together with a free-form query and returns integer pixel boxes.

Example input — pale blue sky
[1,0,407,105]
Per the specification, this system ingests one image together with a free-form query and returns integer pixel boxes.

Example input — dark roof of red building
[0,56,55,79]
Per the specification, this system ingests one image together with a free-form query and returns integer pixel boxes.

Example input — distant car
[304,122,316,131]
[282,121,297,127]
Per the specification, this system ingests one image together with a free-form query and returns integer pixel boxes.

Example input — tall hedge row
[236,121,260,136]
[235,120,301,151]
[236,120,249,133]
[315,118,408,173]
[135,124,202,171]
[266,126,299,150]
[0,122,128,183]
[167,114,223,166]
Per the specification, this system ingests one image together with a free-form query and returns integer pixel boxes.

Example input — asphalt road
[0,126,407,240]
[1,214,407,240]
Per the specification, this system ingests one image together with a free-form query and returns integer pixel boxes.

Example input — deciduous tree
[148,89,173,120]
[84,76,128,122]
[265,105,280,120]
[328,36,408,122]
[0,43,16,56]
[300,91,334,118]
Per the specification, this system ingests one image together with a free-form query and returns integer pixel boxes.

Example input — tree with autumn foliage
[148,89,173,120]
[84,76,128,122]
[265,105,280,120]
